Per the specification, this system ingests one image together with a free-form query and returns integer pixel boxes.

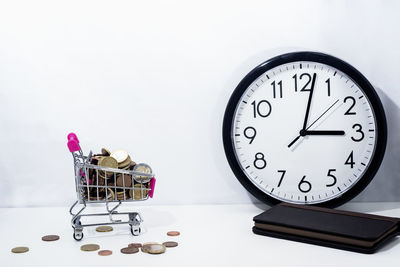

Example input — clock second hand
[288,99,341,148]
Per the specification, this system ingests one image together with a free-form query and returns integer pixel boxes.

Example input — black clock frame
[222,51,387,208]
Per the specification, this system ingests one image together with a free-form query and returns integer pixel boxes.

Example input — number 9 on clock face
[223,52,387,207]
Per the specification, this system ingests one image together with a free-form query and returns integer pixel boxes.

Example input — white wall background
[0,0,399,207]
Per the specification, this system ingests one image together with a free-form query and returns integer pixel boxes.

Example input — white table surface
[1,202,399,266]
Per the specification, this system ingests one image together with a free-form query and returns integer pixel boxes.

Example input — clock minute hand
[304,130,345,136]
[302,73,317,130]
[287,73,317,149]
[306,99,340,130]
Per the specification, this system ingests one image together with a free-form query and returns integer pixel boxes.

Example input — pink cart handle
[67,132,81,152]
[67,132,79,143]
[149,177,156,198]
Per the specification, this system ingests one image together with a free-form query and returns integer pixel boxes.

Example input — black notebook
[253,203,400,254]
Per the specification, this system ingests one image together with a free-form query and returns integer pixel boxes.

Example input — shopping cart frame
[67,132,156,241]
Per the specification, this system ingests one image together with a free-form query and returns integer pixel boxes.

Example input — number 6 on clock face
[223,52,387,207]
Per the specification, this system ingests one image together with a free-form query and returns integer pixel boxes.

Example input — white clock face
[232,61,377,204]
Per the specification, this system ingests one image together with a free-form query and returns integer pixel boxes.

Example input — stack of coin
[82,148,155,202]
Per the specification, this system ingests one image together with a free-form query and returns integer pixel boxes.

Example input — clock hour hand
[304,130,345,136]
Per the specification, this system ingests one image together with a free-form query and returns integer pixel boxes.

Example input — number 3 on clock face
[223,52,387,207]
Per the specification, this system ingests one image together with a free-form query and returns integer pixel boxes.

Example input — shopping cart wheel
[130,226,141,236]
[73,231,84,241]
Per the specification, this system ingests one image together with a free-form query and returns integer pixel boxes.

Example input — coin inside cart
[101,148,111,156]
[96,226,113,232]
[42,235,60,241]
[110,150,129,163]
[81,244,100,251]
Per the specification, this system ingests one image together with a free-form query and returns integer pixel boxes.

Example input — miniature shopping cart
[67,133,156,241]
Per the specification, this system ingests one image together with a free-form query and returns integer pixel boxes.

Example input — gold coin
[81,244,100,251]
[98,157,118,178]
[141,242,159,253]
[11,246,29,253]
[42,235,60,241]
[118,155,131,169]
[116,190,129,200]
[101,148,111,156]
[129,184,148,200]
[106,188,115,201]
[110,150,129,163]
[96,226,113,232]
[134,164,152,182]
[147,244,166,254]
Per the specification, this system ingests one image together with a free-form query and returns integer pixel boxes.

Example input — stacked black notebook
[253,203,400,253]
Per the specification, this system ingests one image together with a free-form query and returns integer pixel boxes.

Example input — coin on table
[11,246,29,253]
[101,148,111,156]
[120,246,139,254]
[42,235,60,241]
[141,242,159,253]
[98,250,112,256]
[128,243,142,248]
[146,244,166,254]
[81,244,100,251]
[118,155,131,169]
[110,150,129,163]
[96,226,113,232]
[167,231,180,236]
[163,241,178,248]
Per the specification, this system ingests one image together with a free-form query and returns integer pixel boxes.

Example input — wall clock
[223,51,387,207]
